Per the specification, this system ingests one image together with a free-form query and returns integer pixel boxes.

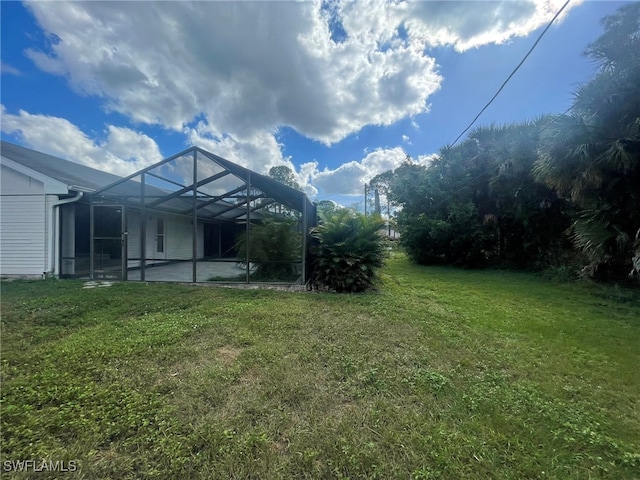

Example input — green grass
[1,254,639,479]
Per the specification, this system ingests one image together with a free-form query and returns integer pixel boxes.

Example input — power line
[314,0,572,204]
[430,108,571,210]
[450,0,572,147]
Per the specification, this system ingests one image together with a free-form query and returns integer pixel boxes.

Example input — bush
[399,202,495,268]
[310,210,387,292]
[235,216,302,281]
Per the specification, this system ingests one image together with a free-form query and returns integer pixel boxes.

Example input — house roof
[1,141,124,192]
[2,141,315,224]
[93,147,315,222]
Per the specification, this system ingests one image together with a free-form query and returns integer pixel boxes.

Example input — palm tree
[309,210,387,292]
[533,3,640,280]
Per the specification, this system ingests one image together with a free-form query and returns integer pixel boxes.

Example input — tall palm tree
[533,3,640,280]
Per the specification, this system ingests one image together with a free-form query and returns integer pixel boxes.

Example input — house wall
[126,210,203,265]
[165,215,201,259]
[0,165,47,276]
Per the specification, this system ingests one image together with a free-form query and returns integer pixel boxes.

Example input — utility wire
[316,106,570,204]
[450,0,572,147]
[318,0,572,204]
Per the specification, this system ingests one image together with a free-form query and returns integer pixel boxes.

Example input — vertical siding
[0,195,46,275]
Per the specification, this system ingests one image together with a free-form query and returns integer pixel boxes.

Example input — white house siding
[126,211,204,265]
[0,165,48,276]
[1,164,44,195]
[166,214,197,260]
[0,195,47,276]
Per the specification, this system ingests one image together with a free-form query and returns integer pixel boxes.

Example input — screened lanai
[88,147,316,284]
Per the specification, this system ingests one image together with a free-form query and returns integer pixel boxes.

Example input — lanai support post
[89,195,94,279]
[140,173,146,281]
[192,150,198,283]
[302,198,307,285]
[246,172,251,284]
[123,197,128,281]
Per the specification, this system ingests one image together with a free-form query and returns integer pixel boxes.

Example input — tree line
[372,3,639,283]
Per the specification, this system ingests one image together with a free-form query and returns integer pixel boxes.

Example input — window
[156,218,164,253]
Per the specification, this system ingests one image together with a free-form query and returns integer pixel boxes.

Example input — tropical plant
[235,216,302,281]
[533,2,640,281]
[309,210,387,292]
[389,122,571,269]
[374,3,638,282]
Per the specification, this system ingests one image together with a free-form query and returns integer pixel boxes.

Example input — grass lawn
[1,254,639,479]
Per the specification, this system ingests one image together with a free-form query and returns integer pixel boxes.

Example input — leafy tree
[368,170,397,235]
[372,3,638,281]
[268,165,301,190]
[316,199,343,217]
[309,210,387,292]
[267,165,302,216]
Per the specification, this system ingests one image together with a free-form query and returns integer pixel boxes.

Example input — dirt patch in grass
[217,345,242,365]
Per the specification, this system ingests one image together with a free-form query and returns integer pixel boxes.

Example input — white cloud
[0,106,162,176]
[21,1,577,148]
[381,0,580,52]
[302,146,439,198]
[185,122,287,173]
[303,147,406,197]
[12,0,580,198]
[1,62,21,76]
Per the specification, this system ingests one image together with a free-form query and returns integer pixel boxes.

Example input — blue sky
[1,1,628,207]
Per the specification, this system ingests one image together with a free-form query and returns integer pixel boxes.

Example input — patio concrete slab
[126,260,248,282]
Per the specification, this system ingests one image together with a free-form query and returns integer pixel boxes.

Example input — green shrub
[235,216,302,281]
[310,210,387,292]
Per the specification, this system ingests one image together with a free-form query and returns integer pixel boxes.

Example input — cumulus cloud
[185,122,289,174]
[303,146,439,198]
[1,106,163,176]
[22,1,441,144]
[13,0,579,199]
[300,146,434,197]
[339,0,578,52]
[21,0,577,149]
